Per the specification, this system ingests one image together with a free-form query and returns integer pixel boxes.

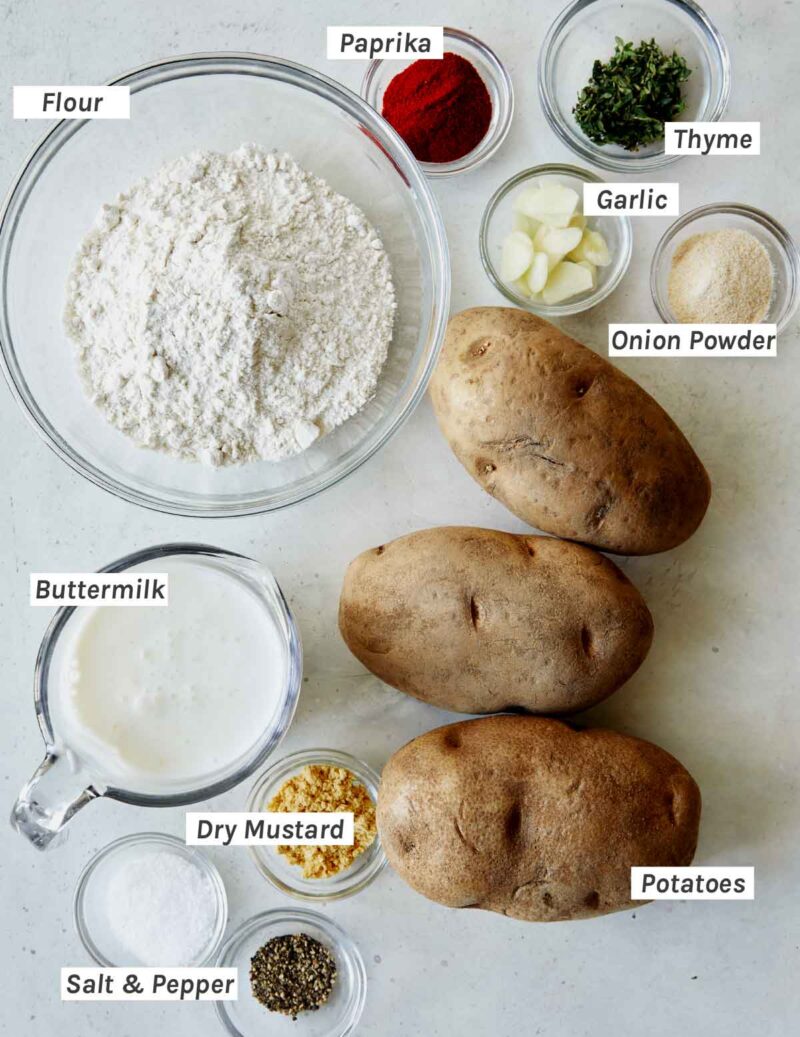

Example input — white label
[631,867,754,900]
[584,182,680,216]
[326,26,443,60]
[61,968,238,1001]
[665,121,760,155]
[609,324,777,357]
[30,573,169,606]
[13,86,130,119]
[186,812,355,847]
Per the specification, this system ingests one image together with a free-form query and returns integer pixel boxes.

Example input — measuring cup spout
[11,752,99,850]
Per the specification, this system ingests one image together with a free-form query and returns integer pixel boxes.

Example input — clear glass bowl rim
[246,747,386,901]
[479,162,633,316]
[537,0,732,172]
[73,831,229,967]
[0,51,451,518]
[650,201,800,331]
[33,542,303,807]
[214,906,367,1037]
[360,26,515,178]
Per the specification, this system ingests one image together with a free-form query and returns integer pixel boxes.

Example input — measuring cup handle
[10,752,99,850]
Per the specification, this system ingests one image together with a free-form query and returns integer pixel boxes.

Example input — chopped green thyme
[573,37,691,151]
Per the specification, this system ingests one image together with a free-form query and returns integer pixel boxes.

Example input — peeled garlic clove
[526,252,550,294]
[566,238,585,262]
[521,181,579,225]
[570,213,587,230]
[577,259,597,288]
[545,252,562,272]
[542,261,594,305]
[533,223,584,263]
[537,210,573,228]
[514,276,533,299]
[513,211,530,233]
[501,231,535,281]
[513,211,541,238]
[513,186,543,215]
[581,229,611,267]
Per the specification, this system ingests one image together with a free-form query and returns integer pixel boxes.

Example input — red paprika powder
[381,52,492,164]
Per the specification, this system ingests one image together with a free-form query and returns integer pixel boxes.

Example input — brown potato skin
[339,527,653,714]
[429,307,711,555]
[378,716,701,922]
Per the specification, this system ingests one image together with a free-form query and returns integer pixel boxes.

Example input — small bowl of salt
[73,831,228,967]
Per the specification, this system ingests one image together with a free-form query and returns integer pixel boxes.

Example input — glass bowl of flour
[0,54,450,515]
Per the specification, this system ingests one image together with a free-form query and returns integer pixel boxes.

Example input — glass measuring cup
[11,543,302,850]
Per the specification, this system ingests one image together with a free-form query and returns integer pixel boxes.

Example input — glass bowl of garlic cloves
[480,164,633,317]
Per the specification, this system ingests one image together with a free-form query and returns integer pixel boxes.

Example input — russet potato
[339,526,653,714]
[429,307,711,555]
[378,716,701,922]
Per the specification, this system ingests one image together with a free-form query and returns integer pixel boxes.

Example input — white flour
[64,144,396,465]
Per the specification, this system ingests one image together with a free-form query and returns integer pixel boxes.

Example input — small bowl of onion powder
[651,203,800,331]
[247,749,385,901]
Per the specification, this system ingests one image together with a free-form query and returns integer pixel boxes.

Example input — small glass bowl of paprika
[361,27,514,178]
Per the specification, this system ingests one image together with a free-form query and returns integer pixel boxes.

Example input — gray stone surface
[1,1,797,1034]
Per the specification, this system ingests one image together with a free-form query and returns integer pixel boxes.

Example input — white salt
[105,849,217,965]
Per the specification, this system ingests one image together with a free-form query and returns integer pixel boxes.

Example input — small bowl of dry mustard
[246,749,385,901]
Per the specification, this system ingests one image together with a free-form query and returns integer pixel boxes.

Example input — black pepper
[250,933,337,1020]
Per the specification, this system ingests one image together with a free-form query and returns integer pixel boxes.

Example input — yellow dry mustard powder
[268,764,377,879]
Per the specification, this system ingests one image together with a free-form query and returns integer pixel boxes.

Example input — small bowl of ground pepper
[215,908,366,1037]
[247,749,385,901]
[361,27,513,177]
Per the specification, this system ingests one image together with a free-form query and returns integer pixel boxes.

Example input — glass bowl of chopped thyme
[480,164,633,316]
[651,203,800,332]
[215,909,366,1037]
[246,749,386,901]
[538,0,730,172]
